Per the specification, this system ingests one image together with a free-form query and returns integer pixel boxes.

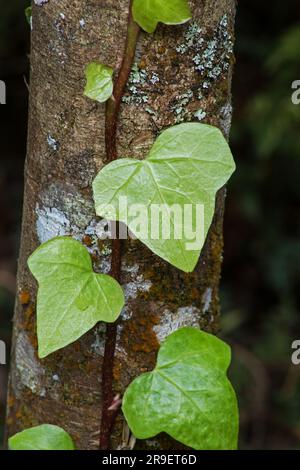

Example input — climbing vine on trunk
[7,0,238,451]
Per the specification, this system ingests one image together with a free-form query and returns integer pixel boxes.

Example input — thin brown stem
[105,2,140,163]
[99,0,140,450]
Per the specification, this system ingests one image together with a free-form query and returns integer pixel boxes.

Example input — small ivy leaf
[28,237,124,358]
[132,0,192,33]
[84,62,114,103]
[122,327,239,450]
[9,424,75,450]
[25,7,32,28]
[93,123,235,273]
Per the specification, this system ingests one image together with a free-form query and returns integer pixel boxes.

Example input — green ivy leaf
[25,6,32,27]
[28,237,124,358]
[9,424,75,450]
[93,123,235,273]
[84,62,114,103]
[132,0,192,33]
[122,327,239,450]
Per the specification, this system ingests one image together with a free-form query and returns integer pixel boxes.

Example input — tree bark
[6,0,236,450]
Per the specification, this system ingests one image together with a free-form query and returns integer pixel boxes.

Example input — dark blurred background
[0,0,300,449]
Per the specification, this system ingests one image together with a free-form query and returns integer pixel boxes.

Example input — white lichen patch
[120,307,132,322]
[34,0,49,5]
[95,220,113,241]
[170,89,194,123]
[79,19,85,28]
[144,106,157,117]
[149,72,159,85]
[122,63,160,107]
[36,205,70,243]
[219,102,233,138]
[54,12,67,35]
[36,183,101,259]
[202,287,212,314]
[115,328,127,355]
[84,218,111,261]
[176,22,204,54]
[122,263,152,302]
[121,263,152,321]
[98,255,111,275]
[176,15,234,93]
[194,109,207,121]
[123,278,152,301]
[49,13,69,66]
[122,63,149,105]
[90,324,106,356]
[47,134,59,151]
[122,263,139,276]
[153,306,200,343]
[122,277,152,321]
[93,222,113,274]
[15,332,46,397]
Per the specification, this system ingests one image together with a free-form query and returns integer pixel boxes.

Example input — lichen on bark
[6,0,236,450]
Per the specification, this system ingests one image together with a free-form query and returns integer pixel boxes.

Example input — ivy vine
[12,0,238,450]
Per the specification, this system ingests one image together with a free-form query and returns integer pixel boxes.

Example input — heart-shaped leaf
[28,237,124,358]
[84,62,113,103]
[93,123,235,273]
[132,0,192,33]
[9,424,75,450]
[122,327,239,450]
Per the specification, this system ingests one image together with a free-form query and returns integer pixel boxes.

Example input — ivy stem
[105,2,140,164]
[99,1,140,450]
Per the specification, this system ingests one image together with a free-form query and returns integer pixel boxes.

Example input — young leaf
[132,0,192,33]
[25,7,32,28]
[28,237,124,358]
[93,123,235,273]
[9,424,75,450]
[122,327,239,450]
[84,62,113,103]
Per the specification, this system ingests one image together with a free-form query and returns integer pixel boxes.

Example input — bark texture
[6,0,236,449]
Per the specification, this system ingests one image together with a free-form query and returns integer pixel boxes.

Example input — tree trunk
[6,0,236,450]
